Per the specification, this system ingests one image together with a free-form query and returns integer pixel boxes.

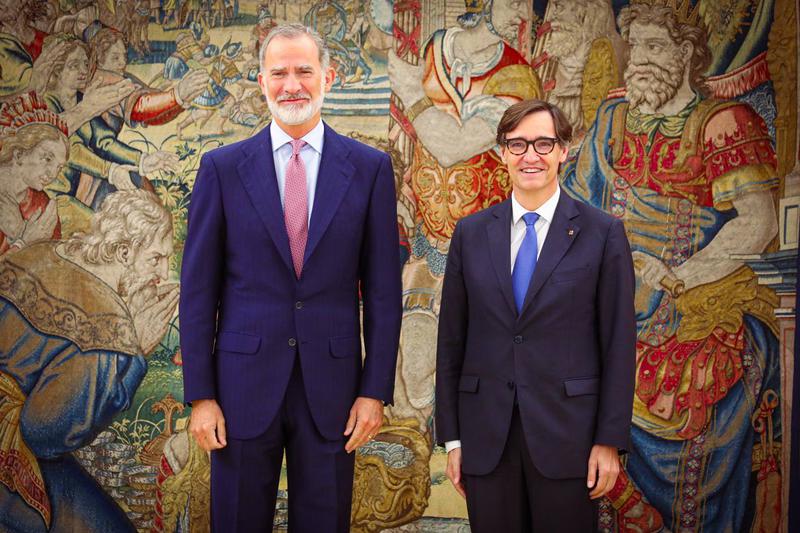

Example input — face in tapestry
[16,138,68,191]
[99,39,128,73]
[60,46,91,93]
[490,0,528,43]
[624,21,691,111]
[119,230,174,302]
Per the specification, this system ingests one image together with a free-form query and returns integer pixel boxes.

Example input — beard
[118,268,157,311]
[266,78,326,125]
[546,23,584,58]
[624,55,686,111]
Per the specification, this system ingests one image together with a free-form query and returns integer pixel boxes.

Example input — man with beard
[180,23,402,532]
[0,190,178,532]
[562,3,779,531]
[536,0,624,135]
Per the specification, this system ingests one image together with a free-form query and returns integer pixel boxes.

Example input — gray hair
[64,190,172,265]
[258,23,330,74]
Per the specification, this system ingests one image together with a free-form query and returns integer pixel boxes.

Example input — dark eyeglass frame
[503,136,560,156]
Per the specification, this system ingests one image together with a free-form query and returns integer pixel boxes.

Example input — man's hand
[446,447,466,498]
[82,78,136,116]
[632,250,676,291]
[587,444,620,499]
[132,283,179,354]
[109,164,139,190]
[189,398,227,452]
[343,397,383,453]
[176,69,210,104]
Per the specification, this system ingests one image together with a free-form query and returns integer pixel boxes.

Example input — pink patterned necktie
[284,139,308,278]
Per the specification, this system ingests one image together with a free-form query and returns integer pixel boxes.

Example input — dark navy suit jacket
[435,191,636,478]
[180,123,402,441]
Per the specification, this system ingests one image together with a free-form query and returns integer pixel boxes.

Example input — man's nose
[158,260,169,281]
[522,145,543,162]
[283,74,302,93]
[630,45,645,65]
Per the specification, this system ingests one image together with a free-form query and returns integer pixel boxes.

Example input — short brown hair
[496,99,573,146]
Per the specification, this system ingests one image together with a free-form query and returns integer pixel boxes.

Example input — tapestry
[0,0,796,531]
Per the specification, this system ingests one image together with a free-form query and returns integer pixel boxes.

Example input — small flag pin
[568,229,575,236]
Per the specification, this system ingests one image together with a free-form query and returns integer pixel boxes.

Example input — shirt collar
[270,119,325,154]
[511,185,560,226]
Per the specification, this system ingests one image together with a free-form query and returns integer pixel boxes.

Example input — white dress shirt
[445,186,561,453]
[271,119,325,224]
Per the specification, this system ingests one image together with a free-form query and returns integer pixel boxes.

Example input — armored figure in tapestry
[562,2,783,531]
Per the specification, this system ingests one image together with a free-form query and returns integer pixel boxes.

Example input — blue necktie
[512,212,540,313]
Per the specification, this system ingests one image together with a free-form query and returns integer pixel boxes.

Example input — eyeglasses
[503,137,559,156]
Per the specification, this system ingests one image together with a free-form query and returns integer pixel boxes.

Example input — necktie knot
[523,212,540,227]
[290,139,306,157]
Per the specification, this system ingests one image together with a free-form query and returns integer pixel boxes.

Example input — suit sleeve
[434,221,468,445]
[358,153,402,404]
[594,218,636,451]
[179,153,225,403]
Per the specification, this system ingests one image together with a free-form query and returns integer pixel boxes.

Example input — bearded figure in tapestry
[0,189,178,532]
[562,2,781,531]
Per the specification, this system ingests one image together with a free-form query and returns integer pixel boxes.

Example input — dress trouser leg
[463,407,598,533]
[210,357,355,533]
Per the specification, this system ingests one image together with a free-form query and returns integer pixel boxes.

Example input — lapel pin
[568,229,575,236]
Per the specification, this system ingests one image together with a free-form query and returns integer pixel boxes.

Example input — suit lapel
[236,126,295,275]
[486,200,517,316]
[303,124,354,265]
[519,192,581,317]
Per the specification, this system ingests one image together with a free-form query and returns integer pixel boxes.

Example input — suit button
[295,301,303,309]
[514,335,523,344]
[288,338,297,347]
[507,381,515,390]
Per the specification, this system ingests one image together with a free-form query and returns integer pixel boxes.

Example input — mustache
[277,91,311,102]
[626,62,677,84]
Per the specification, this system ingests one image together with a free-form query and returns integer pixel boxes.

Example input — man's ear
[324,66,336,92]
[116,242,133,265]
[558,144,569,164]
[680,41,693,63]
[11,147,23,165]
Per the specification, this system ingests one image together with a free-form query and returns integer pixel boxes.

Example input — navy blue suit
[180,123,402,531]
[435,192,635,531]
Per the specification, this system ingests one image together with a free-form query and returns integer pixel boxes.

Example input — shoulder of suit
[201,132,260,164]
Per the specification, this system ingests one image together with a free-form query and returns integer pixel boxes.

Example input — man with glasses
[435,99,636,532]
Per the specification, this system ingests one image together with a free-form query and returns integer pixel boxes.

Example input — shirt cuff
[444,440,462,452]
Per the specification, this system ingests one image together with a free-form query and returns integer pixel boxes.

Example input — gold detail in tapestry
[159,431,211,533]
[351,417,432,533]
[0,245,139,356]
[767,0,798,179]
[0,371,50,528]
[675,266,779,343]
[581,37,620,129]
[483,64,542,101]
[411,144,510,241]
[699,0,756,51]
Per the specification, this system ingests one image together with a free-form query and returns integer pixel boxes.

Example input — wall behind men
[0,0,796,531]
